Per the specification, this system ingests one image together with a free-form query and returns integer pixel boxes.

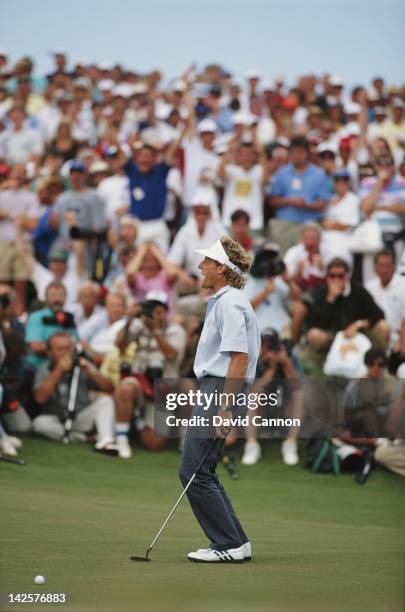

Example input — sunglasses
[376,160,393,167]
[369,361,385,368]
[334,177,350,182]
[328,272,346,279]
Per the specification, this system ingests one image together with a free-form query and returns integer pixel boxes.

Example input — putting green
[1,439,404,612]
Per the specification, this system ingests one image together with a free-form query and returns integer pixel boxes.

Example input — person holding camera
[25,280,79,370]
[244,241,301,335]
[113,291,186,458]
[242,328,303,466]
[32,332,115,447]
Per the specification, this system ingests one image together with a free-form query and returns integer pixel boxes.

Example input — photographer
[32,332,115,447]
[113,291,186,458]
[242,328,303,467]
[244,242,301,335]
[25,281,78,370]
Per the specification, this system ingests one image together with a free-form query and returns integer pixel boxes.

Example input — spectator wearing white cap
[217,142,270,234]
[367,107,388,142]
[168,188,226,279]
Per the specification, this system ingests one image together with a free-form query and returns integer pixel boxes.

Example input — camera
[0,294,10,310]
[69,227,109,241]
[43,311,76,329]
[261,328,282,353]
[250,243,285,278]
[71,343,93,368]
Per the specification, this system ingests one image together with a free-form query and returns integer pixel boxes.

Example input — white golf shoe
[196,541,252,561]
[117,436,132,459]
[188,544,245,563]
[241,441,261,465]
[0,436,18,457]
[281,439,299,466]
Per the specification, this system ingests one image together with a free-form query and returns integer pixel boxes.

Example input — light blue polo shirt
[270,162,330,223]
[194,285,261,380]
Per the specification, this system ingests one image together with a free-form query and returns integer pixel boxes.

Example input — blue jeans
[178,378,248,550]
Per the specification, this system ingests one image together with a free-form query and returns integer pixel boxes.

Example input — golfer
[179,236,261,563]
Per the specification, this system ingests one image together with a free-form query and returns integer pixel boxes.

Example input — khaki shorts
[0,241,31,281]
[268,218,303,256]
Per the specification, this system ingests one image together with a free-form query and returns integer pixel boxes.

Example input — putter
[130,436,220,562]
[0,454,25,466]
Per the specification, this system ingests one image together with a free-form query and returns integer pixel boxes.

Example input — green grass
[1,438,404,612]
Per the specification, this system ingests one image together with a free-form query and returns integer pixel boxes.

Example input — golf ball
[34,575,45,585]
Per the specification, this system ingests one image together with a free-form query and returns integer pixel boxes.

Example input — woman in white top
[321,169,360,261]
[217,143,270,232]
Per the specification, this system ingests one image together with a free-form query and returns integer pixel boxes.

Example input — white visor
[195,239,242,275]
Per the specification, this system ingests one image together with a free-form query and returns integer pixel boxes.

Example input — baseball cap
[98,79,114,91]
[48,248,69,263]
[333,169,351,180]
[232,111,256,126]
[245,69,261,80]
[89,161,109,174]
[191,188,216,208]
[144,290,169,306]
[74,77,91,89]
[69,160,86,173]
[195,239,242,274]
[330,75,344,87]
[105,145,119,157]
[393,98,405,109]
[317,141,338,155]
[344,102,361,115]
[119,215,138,228]
[374,106,387,115]
[197,118,217,133]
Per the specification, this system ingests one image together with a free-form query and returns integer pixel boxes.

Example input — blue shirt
[270,162,330,222]
[25,307,78,369]
[194,285,261,380]
[125,159,171,221]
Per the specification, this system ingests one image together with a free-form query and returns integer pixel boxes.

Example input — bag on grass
[305,438,340,474]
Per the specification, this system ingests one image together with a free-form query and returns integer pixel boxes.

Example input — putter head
[129,555,151,562]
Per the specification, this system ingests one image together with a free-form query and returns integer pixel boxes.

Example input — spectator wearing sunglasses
[300,258,389,374]
[360,154,405,257]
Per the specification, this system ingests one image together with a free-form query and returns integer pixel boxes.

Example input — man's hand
[327,280,344,302]
[290,197,306,208]
[270,344,289,365]
[344,319,369,339]
[55,356,73,375]
[216,409,233,438]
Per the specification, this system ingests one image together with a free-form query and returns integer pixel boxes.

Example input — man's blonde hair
[220,236,251,289]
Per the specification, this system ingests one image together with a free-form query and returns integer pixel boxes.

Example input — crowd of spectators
[0,51,404,476]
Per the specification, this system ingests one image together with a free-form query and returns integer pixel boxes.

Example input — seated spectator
[25,281,78,371]
[360,153,405,257]
[67,281,103,328]
[108,245,137,294]
[244,242,301,335]
[32,332,115,448]
[15,223,83,306]
[341,348,402,445]
[80,291,128,364]
[301,258,389,374]
[0,163,41,313]
[230,209,253,252]
[321,169,360,261]
[113,292,186,458]
[269,135,330,254]
[284,222,333,290]
[217,142,270,233]
[374,383,405,477]
[125,242,187,316]
[366,250,405,346]
[242,328,303,467]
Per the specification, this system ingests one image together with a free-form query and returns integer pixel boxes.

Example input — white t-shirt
[221,164,264,230]
[168,217,226,276]
[182,138,219,206]
[0,127,43,165]
[244,275,291,334]
[322,191,360,260]
[97,175,129,222]
[32,264,82,307]
[284,242,335,283]
[365,274,405,336]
